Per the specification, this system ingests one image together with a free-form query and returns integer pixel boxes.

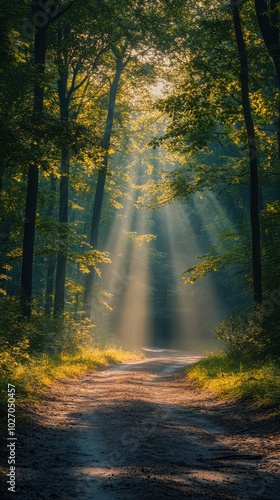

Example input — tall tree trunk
[20,2,74,318]
[20,3,48,318]
[45,174,57,315]
[54,71,70,315]
[83,56,123,319]
[54,142,70,314]
[254,0,280,157]
[0,162,11,294]
[53,147,70,314]
[45,255,57,314]
[231,1,263,303]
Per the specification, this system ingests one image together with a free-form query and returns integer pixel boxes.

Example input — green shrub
[215,306,280,358]
[0,296,94,356]
[27,313,93,356]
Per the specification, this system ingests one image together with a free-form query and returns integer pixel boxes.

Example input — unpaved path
[15,350,280,499]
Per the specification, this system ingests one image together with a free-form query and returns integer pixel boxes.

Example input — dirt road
[15,350,280,499]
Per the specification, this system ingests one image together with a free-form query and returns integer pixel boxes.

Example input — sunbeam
[91,160,230,352]
[158,200,221,351]
[116,207,152,347]
[91,162,152,347]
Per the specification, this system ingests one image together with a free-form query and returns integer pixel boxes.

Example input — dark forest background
[0,0,279,359]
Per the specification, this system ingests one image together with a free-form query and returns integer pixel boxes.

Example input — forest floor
[8,350,280,499]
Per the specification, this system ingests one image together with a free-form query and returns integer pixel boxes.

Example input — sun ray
[158,200,221,351]
[116,207,152,347]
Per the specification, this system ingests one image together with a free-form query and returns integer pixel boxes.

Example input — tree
[230,0,262,303]
[81,0,170,319]
[20,0,75,318]
[83,50,128,318]
[44,174,57,314]
[254,0,280,157]
[20,1,48,319]
[150,1,270,304]
[52,21,92,315]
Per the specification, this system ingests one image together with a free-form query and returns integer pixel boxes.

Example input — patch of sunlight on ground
[187,354,280,409]
[187,470,235,483]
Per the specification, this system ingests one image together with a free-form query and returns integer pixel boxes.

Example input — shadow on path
[13,354,280,500]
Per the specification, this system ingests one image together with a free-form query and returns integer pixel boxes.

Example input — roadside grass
[0,346,142,402]
[187,353,280,411]
[0,345,142,493]
[0,346,143,443]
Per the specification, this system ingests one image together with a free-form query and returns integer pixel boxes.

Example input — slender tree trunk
[45,174,57,315]
[254,0,280,157]
[74,264,81,319]
[231,1,263,303]
[20,3,48,318]
[45,256,56,314]
[54,144,70,315]
[0,163,11,292]
[53,70,70,315]
[83,57,123,319]
[254,0,280,73]
[20,2,74,318]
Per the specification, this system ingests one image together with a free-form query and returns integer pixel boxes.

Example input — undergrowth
[0,340,142,494]
[187,353,280,410]
[0,303,143,443]
[187,303,280,411]
[0,346,141,401]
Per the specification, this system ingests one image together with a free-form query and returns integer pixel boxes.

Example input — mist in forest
[93,167,236,353]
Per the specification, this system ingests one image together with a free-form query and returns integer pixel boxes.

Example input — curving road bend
[16,350,280,499]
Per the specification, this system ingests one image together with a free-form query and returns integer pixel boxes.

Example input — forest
[0,0,280,436]
[1,1,280,498]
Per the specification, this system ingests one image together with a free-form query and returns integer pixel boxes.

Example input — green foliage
[182,226,251,289]
[0,296,90,354]
[29,315,92,356]
[216,308,266,357]
[149,0,280,311]
[187,353,280,410]
[0,296,143,411]
[261,201,280,295]
[1,0,280,360]
[0,343,142,404]
[216,304,280,358]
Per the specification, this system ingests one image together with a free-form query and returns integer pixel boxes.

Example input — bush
[0,296,94,356]
[27,313,93,356]
[215,306,277,358]
[0,298,143,405]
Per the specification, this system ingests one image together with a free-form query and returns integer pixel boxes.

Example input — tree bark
[53,146,70,314]
[231,1,263,303]
[20,2,75,318]
[83,56,124,319]
[53,73,70,314]
[254,0,280,157]
[20,2,48,318]
[254,0,280,71]
[45,174,57,315]
[52,37,80,313]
